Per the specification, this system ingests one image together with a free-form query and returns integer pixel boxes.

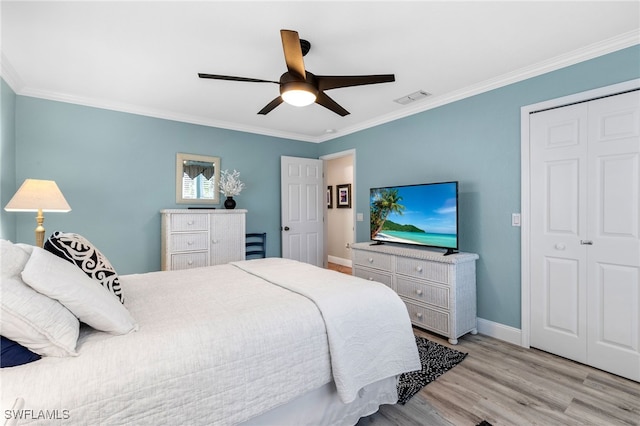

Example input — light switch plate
[512,213,521,227]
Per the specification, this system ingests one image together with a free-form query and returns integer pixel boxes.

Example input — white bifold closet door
[530,90,639,381]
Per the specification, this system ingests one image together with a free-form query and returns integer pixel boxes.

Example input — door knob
[283,226,290,231]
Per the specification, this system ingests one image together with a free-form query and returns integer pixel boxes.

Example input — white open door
[280,156,324,267]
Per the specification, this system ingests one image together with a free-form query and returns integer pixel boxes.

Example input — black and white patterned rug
[397,335,468,404]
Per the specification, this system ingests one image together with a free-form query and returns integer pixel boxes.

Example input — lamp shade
[5,179,71,212]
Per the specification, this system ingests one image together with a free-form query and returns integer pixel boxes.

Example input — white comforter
[1,258,419,425]
[233,258,420,404]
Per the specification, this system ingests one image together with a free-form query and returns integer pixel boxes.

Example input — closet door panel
[530,103,588,362]
[586,91,640,380]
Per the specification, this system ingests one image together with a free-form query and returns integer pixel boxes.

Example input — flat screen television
[370,181,459,255]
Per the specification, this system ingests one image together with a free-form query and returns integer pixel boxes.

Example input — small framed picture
[336,183,352,208]
[327,186,333,209]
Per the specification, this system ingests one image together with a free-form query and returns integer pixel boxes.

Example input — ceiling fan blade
[315,92,350,116]
[317,74,395,91]
[257,96,284,115]
[280,30,306,80]
[198,73,278,84]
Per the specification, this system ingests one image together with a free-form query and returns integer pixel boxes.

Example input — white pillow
[21,247,138,335]
[0,240,79,357]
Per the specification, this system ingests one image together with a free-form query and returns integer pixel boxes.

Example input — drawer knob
[187,220,194,225]
[187,241,193,245]
[368,277,374,281]
[416,266,423,273]
[212,239,218,244]
[187,260,193,265]
[416,312,423,319]
[416,289,423,296]
[368,257,374,263]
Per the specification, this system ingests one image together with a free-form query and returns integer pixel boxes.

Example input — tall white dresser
[351,242,479,344]
[161,209,246,271]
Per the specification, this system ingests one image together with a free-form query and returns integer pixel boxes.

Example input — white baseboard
[327,255,352,268]
[476,317,523,347]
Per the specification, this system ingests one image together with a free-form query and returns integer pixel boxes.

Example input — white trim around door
[520,78,640,348]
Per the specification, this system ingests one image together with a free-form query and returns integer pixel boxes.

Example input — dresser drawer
[170,232,209,252]
[170,214,209,231]
[396,257,449,283]
[171,252,208,270]
[353,267,393,288]
[353,250,393,271]
[403,299,449,335]
[396,276,449,309]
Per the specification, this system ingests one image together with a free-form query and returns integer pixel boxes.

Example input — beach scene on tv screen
[370,183,457,248]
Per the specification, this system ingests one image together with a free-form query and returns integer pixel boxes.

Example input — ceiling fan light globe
[282,89,317,107]
[280,79,318,107]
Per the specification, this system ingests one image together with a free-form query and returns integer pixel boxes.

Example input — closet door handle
[580,240,593,245]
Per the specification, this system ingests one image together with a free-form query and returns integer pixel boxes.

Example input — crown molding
[1,52,24,93]
[4,30,639,144]
[316,29,640,143]
[17,86,321,143]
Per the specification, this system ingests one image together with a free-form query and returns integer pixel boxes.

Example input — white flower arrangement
[219,169,245,197]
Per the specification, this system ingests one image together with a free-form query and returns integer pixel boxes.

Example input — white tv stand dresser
[351,242,479,344]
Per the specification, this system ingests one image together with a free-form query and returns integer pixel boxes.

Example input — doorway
[321,149,355,271]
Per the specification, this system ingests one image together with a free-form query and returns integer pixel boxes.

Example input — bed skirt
[242,376,397,426]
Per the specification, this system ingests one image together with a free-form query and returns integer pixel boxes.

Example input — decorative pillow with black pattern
[44,232,124,304]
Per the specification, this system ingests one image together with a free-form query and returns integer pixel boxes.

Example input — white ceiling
[2,1,639,143]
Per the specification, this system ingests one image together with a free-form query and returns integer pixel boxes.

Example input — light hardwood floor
[358,328,640,426]
[327,262,353,275]
[328,264,640,426]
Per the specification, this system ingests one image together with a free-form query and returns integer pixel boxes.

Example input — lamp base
[35,209,45,248]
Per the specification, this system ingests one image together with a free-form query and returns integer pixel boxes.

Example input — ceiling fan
[198,29,395,116]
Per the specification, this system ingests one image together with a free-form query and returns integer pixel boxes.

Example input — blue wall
[10,98,318,274]
[318,45,640,328]
[1,79,17,240]
[3,45,639,330]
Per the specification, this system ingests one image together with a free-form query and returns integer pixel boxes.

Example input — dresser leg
[471,328,478,335]
[448,338,458,345]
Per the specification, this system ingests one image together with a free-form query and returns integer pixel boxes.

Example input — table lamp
[4,179,71,247]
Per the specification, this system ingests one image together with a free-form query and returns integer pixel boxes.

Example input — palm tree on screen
[370,188,405,239]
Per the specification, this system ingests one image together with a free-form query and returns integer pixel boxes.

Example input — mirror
[175,153,221,204]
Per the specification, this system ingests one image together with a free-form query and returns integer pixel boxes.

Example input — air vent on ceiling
[394,90,431,105]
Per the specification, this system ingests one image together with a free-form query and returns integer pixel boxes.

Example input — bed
[1,237,420,425]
